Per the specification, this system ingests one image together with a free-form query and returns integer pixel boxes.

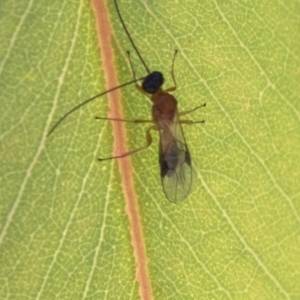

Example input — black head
[142,71,164,94]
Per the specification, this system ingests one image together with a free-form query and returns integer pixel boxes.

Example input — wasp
[48,0,205,203]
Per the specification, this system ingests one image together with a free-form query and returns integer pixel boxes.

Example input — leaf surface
[0,0,299,299]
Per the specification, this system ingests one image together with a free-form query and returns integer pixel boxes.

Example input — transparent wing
[159,111,192,203]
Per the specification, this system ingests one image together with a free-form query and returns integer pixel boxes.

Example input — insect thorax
[152,92,177,129]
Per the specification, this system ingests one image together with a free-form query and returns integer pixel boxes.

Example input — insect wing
[159,112,192,203]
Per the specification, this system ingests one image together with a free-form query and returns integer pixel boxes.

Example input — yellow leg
[98,125,157,161]
[163,50,179,93]
[95,116,153,124]
[179,103,206,117]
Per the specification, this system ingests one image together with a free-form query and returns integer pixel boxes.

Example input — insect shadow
[48,0,206,203]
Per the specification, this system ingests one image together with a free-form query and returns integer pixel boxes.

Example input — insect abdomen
[160,141,179,177]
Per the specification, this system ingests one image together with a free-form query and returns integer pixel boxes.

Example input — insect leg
[126,51,151,99]
[127,51,136,81]
[179,119,205,124]
[95,116,153,124]
[98,125,156,161]
[164,50,179,93]
[179,103,206,117]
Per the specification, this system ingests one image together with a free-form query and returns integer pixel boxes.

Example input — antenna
[48,0,156,138]
[114,0,150,74]
[47,77,144,137]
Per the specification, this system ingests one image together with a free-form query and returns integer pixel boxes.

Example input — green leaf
[1,0,299,299]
